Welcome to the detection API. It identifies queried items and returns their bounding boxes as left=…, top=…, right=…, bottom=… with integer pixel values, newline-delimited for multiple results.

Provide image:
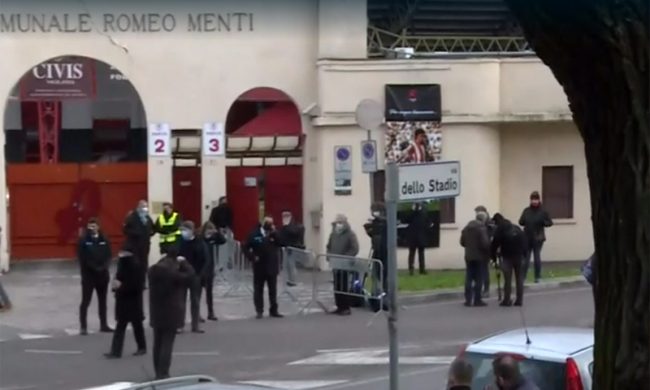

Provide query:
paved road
left=0, top=286, right=594, bottom=390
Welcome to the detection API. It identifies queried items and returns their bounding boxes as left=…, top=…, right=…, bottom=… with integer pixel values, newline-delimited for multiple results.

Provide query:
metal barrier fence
left=214, top=239, right=253, bottom=298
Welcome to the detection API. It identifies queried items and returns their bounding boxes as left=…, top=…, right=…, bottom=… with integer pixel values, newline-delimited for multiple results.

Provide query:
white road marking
left=289, top=349, right=454, bottom=366
left=172, top=351, right=221, bottom=356
left=239, top=380, right=349, bottom=390
left=25, top=349, right=82, bottom=354
left=18, top=333, right=52, bottom=340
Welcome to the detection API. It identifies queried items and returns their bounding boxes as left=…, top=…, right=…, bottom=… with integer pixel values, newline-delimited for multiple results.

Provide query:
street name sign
left=397, top=161, right=461, bottom=202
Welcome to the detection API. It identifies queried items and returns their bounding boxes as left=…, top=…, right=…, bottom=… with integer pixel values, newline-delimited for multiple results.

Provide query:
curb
left=399, top=277, right=588, bottom=306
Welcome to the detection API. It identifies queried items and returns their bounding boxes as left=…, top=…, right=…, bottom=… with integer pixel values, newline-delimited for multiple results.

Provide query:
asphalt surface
left=0, top=286, right=594, bottom=390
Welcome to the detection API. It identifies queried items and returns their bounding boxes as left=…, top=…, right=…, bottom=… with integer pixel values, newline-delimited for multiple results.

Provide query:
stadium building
left=0, top=0, right=593, bottom=271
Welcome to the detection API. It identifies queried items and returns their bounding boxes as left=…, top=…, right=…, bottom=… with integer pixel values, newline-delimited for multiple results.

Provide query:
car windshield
left=464, top=352, right=566, bottom=389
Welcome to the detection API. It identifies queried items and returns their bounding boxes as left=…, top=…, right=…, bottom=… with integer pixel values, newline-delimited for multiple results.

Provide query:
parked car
left=82, top=376, right=278, bottom=390
left=459, top=327, right=593, bottom=390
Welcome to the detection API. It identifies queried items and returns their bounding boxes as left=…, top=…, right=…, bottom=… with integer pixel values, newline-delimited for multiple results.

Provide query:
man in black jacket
left=491, top=213, right=527, bottom=307
left=123, top=200, right=155, bottom=285
left=105, top=248, right=146, bottom=358
left=406, top=202, right=429, bottom=275
left=245, top=216, right=283, bottom=319
left=364, top=202, right=388, bottom=312
left=178, top=221, right=208, bottom=333
left=209, top=196, right=233, bottom=232
left=277, top=210, right=305, bottom=286
left=518, top=191, right=553, bottom=283
left=148, top=249, right=194, bottom=380
left=78, top=218, right=113, bottom=335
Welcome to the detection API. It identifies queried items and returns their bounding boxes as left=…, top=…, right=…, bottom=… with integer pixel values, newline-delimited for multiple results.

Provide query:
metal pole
left=367, top=130, right=375, bottom=204
left=385, top=162, right=399, bottom=390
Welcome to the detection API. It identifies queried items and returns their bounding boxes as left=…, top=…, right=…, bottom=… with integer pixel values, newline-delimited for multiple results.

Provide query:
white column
left=201, top=157, right=227, bottom=224
left=147, top=152, right=173, bottom=267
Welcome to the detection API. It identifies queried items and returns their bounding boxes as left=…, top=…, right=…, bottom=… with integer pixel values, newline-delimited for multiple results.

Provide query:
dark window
left=464, top=352, right=566, bottom=390
left=440, top=198, right=456, bottom=224
left=542, top=166, right=574, bottom=219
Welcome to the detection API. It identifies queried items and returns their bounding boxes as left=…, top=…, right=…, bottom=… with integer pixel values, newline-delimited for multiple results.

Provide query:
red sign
left=20, top=58, right=96, bottom=100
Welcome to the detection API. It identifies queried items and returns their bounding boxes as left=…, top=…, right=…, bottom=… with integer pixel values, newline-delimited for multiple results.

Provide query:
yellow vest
left=158, top=212, right=180, bottom=243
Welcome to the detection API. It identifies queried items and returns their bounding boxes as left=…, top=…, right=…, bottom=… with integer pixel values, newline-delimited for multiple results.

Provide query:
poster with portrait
left=385, top=84, right=443, bottom=248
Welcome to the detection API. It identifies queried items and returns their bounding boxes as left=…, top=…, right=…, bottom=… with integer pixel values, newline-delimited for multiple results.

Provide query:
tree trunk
left=503, top=1, right=650, bottom=389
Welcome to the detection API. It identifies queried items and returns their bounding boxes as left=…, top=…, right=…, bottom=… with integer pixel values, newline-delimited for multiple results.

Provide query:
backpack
left=503, top=224, right=525, bottom=248
left=582, top=254, right=595, bottom=285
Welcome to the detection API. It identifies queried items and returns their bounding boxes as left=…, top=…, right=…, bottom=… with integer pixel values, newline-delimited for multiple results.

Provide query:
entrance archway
left=3, top=55, right=148, bottom=260
left=224, top=87, right=303, bottom=241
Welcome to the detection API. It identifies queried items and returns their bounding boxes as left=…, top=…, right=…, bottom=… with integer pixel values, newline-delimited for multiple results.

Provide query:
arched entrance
left=224, top=87, right=303, bottom=241
left=3, top=55, right=148, bottom=260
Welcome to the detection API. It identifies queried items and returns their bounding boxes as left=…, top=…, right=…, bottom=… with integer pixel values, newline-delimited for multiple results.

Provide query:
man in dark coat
left=148, top=249, right=194, bottom=380
left=518, top=191, right=553, bottom=283
left=245, top=216, right=283, bottom=319
left=364, top=202, right=388, bottom=312
left=209, top=196, right=233, bottom=232
left=104, top=248, right=146, bottom=358
left=77, top=218, right=113, bottom=335
left=201, top=222, right=227, bottom=321
left=277, top=210, right=305, bottom=287
left=406, top=202, right=429, bottom=275
left=491, top=213, right=527, bottom=307
left=123, top=200, right=155, bottom=285
left=460, top=211, right=490, bottom=307
left=178, top=221, right=208, bottom=333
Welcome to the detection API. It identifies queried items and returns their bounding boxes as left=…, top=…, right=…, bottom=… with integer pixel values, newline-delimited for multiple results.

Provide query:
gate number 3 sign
left=148, top=123, right=171, bottom=157
left=203, top=122, right=225, bottom=157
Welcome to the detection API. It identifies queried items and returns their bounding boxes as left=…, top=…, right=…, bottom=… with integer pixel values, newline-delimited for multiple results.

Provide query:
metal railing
left=367, top=26, right=534, bottom=57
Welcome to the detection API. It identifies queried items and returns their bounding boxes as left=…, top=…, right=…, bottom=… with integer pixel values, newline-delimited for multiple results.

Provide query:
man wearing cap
left=178, top=221, right=208, bottom=333
left=475, top=205, right=495, bottom=297
left=518, top=191, right=553, bottom=283
left=155, top=202, right=181, bottom=256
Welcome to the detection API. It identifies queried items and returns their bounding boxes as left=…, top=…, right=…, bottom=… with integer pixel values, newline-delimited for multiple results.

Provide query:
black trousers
left=153, top=328, right=176, bottom=380
left=333, top=270, right=350, bottom=310
left=502, top=256, right=524, bottom=304
left=482, top=260, right=491, bottom=293
left=202, top=277, right=215, bottom=316
left=79, top=271, right=109, bottom=329
left=110, top=319, right=146, bottom=356
left=464, top=260, right=483, bottom=305
left=524, top=240, right=544, bottom=281
left=253, top=271, right=278, bottom=314
left=408, top=245, right=426, bottom=272
left=183, top=276, right=201, bottom=330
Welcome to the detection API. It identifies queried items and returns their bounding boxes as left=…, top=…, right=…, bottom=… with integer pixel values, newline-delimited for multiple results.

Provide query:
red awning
left=237, top=87, right=293, bottom=102
left=231, top=102, right=301, bottom=136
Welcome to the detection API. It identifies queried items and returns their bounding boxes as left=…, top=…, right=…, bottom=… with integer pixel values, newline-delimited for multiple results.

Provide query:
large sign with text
left=385, top=84, right=441, bottom=122
left=0, top=12, right=255, bottom=34
left=20, top=58, right=96, bottom=100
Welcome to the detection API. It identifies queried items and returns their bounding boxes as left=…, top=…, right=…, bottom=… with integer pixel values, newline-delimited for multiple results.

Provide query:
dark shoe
left=199, top=317, right=206, bottom=323
left=176, top=328, right=184, bottom=334
left=191, top=328, right=205, bottom=334
left=207, top=314, right=218, bottom=321
left=474, top=301, right=488, bottom=307
left=337, top=309, right=351, bottom=316
left=104, top=353, right=120, bottom=359
left=286, top=281, right=297, bottom=287
left=463, top=302, right=472, bottom=307
left=513, top=301, right=523, bottom=307
left=256, top=313, right=264, bottom=319
left=100, top=326, right=114, bottom=333
left=419, top=270, right=428, bottom=275
left=270, top=312, right=284, bottom=318
left=500, top=301, right=513, bottom=307
left=534, top=279, right=540, bottom=284
left=80, top=328, right=88, bottom=336
left=329, top=308, right=342, bottom=315
left=133, top=349, right=146, bottom=356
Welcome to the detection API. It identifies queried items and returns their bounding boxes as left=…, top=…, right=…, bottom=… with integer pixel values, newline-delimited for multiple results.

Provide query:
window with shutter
left=542, top=166, right=574, bottom=219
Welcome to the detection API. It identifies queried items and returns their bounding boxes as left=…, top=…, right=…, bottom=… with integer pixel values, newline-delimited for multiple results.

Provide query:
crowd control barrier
left=280, top=246, right=319, bottom=305
left=214, top=240, right=253, bottom=298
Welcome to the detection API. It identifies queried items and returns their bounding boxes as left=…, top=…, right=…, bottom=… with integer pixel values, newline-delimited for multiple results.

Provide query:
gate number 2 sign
left=203, top=122, right=225, bottom=157
left=148, top=123, right=171, bottom=157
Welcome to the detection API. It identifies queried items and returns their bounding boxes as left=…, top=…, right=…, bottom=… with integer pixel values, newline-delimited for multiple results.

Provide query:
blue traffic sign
left=337, top=147, right=350, bottom=161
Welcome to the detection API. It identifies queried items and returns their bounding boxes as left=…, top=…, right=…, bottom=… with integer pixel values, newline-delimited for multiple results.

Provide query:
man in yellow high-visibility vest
left=155, top=202, right=181, bottom=255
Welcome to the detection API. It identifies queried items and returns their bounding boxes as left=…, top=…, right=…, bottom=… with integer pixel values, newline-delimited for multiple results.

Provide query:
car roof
left=467, top=327, right=593, bottom=359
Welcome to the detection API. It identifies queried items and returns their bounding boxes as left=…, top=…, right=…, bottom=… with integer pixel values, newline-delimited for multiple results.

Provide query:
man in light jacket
left=326, top=214, right=359, bottom=315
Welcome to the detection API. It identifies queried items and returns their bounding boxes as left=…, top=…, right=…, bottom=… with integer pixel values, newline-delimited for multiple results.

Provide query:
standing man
left=474, top=205, right=495, bottom=297
left=148, top=249, right=194, bottom=380
left=155, top=202, right=181, bottom=255
left=491, top=213, right=527, bottom=307
left=245, top=216, right=283, bottom=319
left=460, top=211, right=490, bottom=307
left=364, top=202, right=388, bottom=312
left=406, top=202, right=429, bottom=275
left=78, top=218, right=113, bottom=335
left=277, top=210, right=305, bottom=287
left=209, top=196, right=233, bottom=234
left=123, top=200, right=155, bottom=285
left=104, top=248, right=146, bottom=359
left=178, top=221, right=208, bottom=333
left=519, top=191, right=553, bottom=283
left=201, top=222, right=226, bottom=321
left=326, top=214, right=359, bottom=315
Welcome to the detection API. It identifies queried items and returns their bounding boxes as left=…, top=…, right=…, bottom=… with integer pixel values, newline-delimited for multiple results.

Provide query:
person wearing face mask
left=277, top=210, right=305, bottom=287
left=518, top=191, right=553, bottom=283
left=123, top=200, right=155, bottom=286
left=364, top=203, right=388, bottom=312
left=245, top=216, right=284, bottom=319
left=200, top=221, right=226, bottom=321
left=177, top=221, right=208, bottom=333
left=406, top=202, right=430, bottom=275
left=77, top=218, right=113, bottom=335
left=326, top=214, right=359, bottom=315
left=154, top=202, right=181, bottom=255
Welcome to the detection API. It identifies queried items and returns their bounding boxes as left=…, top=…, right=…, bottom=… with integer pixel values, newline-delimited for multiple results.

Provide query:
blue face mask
left=181, top=230, right=193, bottom=240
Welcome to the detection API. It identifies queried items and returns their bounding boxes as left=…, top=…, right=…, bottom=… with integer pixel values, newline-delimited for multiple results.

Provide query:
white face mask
left=139, top=207, right=149, bottom=215
left=282, top=218, right=291, bottom=226
left=335, top=223, right=344, bottom=232
left=181, top=229, right=193, bottom=240
left=372, top=211, right=381, bottom=217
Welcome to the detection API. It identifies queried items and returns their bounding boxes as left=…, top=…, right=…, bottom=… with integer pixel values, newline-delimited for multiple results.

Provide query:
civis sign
left=202, top=122, right=225, bottom=157
left=20, top=58, right=96, bottom=100
left=148, top=123, right=171, bottom=157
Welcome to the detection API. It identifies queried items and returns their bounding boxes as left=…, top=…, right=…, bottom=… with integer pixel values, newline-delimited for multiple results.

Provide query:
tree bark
left=503, top=1, right=650, bottom=389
